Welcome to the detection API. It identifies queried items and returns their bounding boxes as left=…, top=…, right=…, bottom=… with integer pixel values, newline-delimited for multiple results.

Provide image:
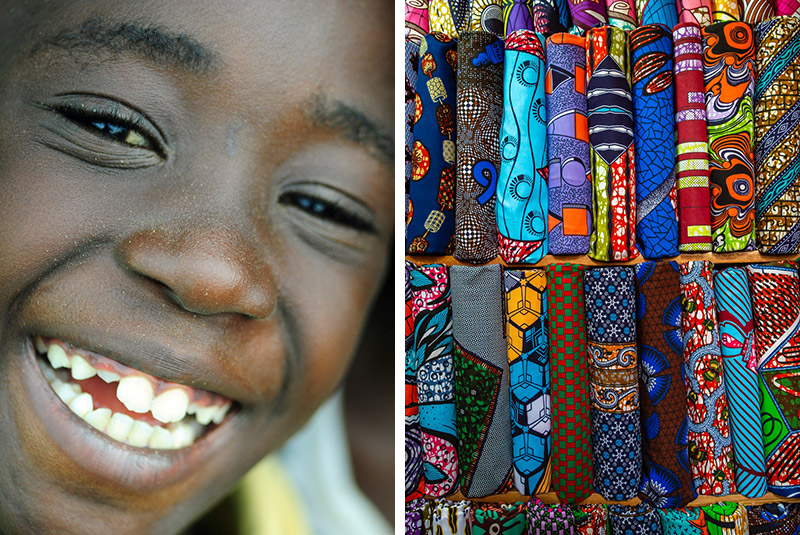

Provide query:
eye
left=86, top=118, right=151, bottom=149
left=51, top=100, right=159, bottom=152
left=279, top=190, right=376, bottom=233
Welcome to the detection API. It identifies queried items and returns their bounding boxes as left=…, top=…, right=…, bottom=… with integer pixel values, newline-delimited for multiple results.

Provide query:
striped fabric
left=741, top=0, right=776, bottom=22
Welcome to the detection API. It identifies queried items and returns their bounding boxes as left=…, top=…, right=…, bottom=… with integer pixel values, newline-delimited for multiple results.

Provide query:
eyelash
left=279, top=191, right=376, bottom=233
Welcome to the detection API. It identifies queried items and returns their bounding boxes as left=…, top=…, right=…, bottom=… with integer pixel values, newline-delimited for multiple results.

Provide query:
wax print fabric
left=566, top=0, right=607, bottom=32
left=526, top=498, right=575, bottom=535
left=573, top=504, right=608, bottom=535
left=406, top=0, right=430, bottom=42
left=406, top=498, right=427, bottom=535
left=430, top=0, right=472, bottom=38
left=451, top=264, right=512, bottom=498
left=406, top=39, right=420, bottom=196
left=545, top=262, right=593, bottom=504
left=533, top=0, right=573, bottom=34
left=747, top=261, right=800, bottom=498
left=454, top=31, right=503, bottom=263
left=679, top=261, right=735, bottom=496
left=471, top=0, right=505, bottom=35
left=471, top=502, right=527, bottom=535
left=608, top=503, right=663, bottom=535
left=406, top=262, right=424, bottom=501
left=713, top=266, right=768, bottom=498
left=497, top=31, right=549, bottom=264
left=545, top=33, right=592, bottom=256
left=747, top=502, right=800, bottom=534
left=635, top=261, right=695, bottom=508
left=741, top=0, right=776, bottom=23
left=583, top=266, right=641, bottom=501
left=637, top=0, right=679, bottom=27
left=631, top=24, right=680, bottom=259
left=754, top=17, right=800, bottom=255
left=423, top=499, right=472, bottom=535
left=505, top=269, right=551, bottom=495
left=407, top=33, right=457, bottom=255
left=776, top=0, right=800, bottom=15
left=712, top=0, right=741, bottom=20
left=411, top=264, right=459, bottom=497
left=504, top=0, right=536, bottom=34
left=605, top=0, right=636, bottom=30
left=659, top=507, right=704, bottom=535
left=701, top=502, right=748, bottom=535
left=673, top=23, right=713, bottom=253
left=702, top=22, right=757, bottom=253
left=586, top=26, right=639, bottom=263
left=679, top=0, right=713, bottom=26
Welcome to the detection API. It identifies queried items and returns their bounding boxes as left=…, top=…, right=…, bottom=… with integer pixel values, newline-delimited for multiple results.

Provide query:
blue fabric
left=608, top=503, right=663, bottom=534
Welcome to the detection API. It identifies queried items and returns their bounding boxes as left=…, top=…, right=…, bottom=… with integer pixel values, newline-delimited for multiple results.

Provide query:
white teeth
left=195, top=405, right=217, bottom=425
left=34, top=336, right=48, bottom=354
left=84, top=408, right=112, bottom=432
left=54, top=380, right=78, bottom=405
left=212, top=402, right=231, bottom=424
left=169, top=422, right=196, bottom=449
left=47, top=344, right=70, bottom=369
left=71, top=355, right=97, bottom=381
left=106, top=413, right=134, bottom=443
left=97, top=369, right=121, bottom=383
left=68, top=392, right=93, bottom=418
left=40, top=362, right=58, bottom=382
left=128, top=421, right=155, bottom=448
left=116, top=376, right=154, bottom=414
left=148, top=426, right=174, bottom=449
left=151, top=389, right=189, bottom=424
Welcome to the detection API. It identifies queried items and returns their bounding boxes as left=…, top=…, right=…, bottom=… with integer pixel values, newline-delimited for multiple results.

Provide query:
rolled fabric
left=453, top=31, right=504, bottom=263
left=407, top=33, right=457, bottom=255
left=545, top=33, right=592, bottom=256
left=583, top=266, right=641, bottom=501
left=497, top=31, right=549, bottom=264
left=673, top=22, right=713, bottom=253
left=747, top=261, right=800, bottom=498
left=754, top=17, right=800, bottom=255
left=532, top=0, right=573, bottom=34
left=637, top=0, right=679, bottom=27
left=635, top=261, right=695, bottom=508
left=505, top=269, right=551, bottom=495
left=471, top=0, right=506, bottom=35
left=423, top=499, right=472, bottom=535
left=504, top=0, right=536, bottom=33
left=525, top=498, right=575, bottom=535
left=658, top=507, right=705, bottom=535
left=406, top=262, right=424, bottom=501
left=406, top=498, right=427, bottom=535
left=775, top=0, right=800, bottom=15
left=572, top=504, right=608, bottom=535
left=712, top=0, right=742, bottom=20
left=702, top=22, right=757, bottom=253
left=567, top=0, right=608, bottom=32
left=607, top=504, right=663, bottom=535
left=747, top=502, right=800, bottom=534
left=586, top=26, right=639, bottom=263
left=430, top=0, right=472, bottom=37
left=545, top=262, right=593, bottom=504
left=741, top=0, right=775, bottom=23
left=406, top=0, right=431, bottom=42
left=631, top=24, right=680, bottom=259
left=411, top=264, right=459, bottom=497
left=471, top=502, right=527, bottom=535
left=700, top=502, right=749, bottom=535
left=713, top=266, right=768, bottom=497
left=605, top=0, right=636, bottom=30
left=406, top=39, right=420, bottom=203
left=678, top=0, right=713, bottom=25
left=679, top=260, right=736, bottom=496
left=451, top=264, right=512, bottom=497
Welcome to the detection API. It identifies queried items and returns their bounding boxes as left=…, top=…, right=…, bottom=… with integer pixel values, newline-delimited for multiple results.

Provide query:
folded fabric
left=504, top=0, right=536, bottom=34
left=658, top=507, right=704, bottom=535
left=711, top=0, right=741, bottom=20
left=637, top=0, right=679, bottom=26
left=471, top=0, right=505, bottom=35
left=605, top=0, right=636, bottom=30
left=572, top=504, right=608, bottom=535
left=754, top=16, right=800, bottom=255
left=454, top=31, right=503, bottom=263
left=741, top=0, right=776, bottom=22
left=423, top=499, right=472, bottom=535
left=700, top=502, right=748, bottom=535
left=545, top=32, right=592, bottom=256
left=406, top=498, right=427, bottom=535
left=775, top=0, right=800, bottom=15
left=526, top=498, right=575, bottom=535
left=406, top=262, right=424, bottom=501
left=429, top=0, right=472, bottom=37
left=451, top=264, right=512, bottom=497
left=406, top=0, right=431, bottom=42
left=505, top=269, right=551, bottom=495
left=608, top=503, right=663, bottom=535
left=566, top=0, right=607, bottom=32
left=747, top=502, right=800, bottom=534
left=679, top=0, right=713, bottom=25
left=471, top=502, right=527, bottom=535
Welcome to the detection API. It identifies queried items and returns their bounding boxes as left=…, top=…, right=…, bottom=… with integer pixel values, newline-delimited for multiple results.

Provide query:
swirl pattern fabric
left=423, top=499, right=472, bottom=535
left=747, top=502, right=800, bottom=534
left=608, top=503, right=663, bottom=535
left=638, top=0, right=679, bottom=26
left=545, top=262, right=593, bottom=504
left=584, top=266, right=641, bottom=501
left=526, top=498, right=576, bottom=534
left=701, top=502, right=749, bottom=535
left=454, top=31, right=504, bottom=263
left=471, top=0, right=506, bottom=35
left=406, top=262, right=424, bottom=500
left=586, top=26, right=639, bottom=263
left=702, top=22, right=757, bottom=253
left=658, top=507, right=704, bottom=535
left=635, top=261, right=695, bottom=508
left=566, top=0, right=608, bottom=32
left=713, top=266, right=768, bottom=497
left=471, top=502, right=527, bottom=535
left=573, top=504, right=608, bottom=534
left=430, top=0, right=472, bottom=38
left=747, top=261, right=800, bottom=498
left=451, top=264, right=512, bottom=498
left=545, top=33, right=592, bottom=256
left=754, top=17, right=800, bottom=255
left=505, top=269, right=551, bottom=495
left=407, top=33, right=458, bottom=255
left=631, top=24, right=680, bottom=259
left=497, top=31, right=549, bottom=264
left=741, top=0, right=776, bottom=23
left=406, top=0, right=430, bottom=42
left=673, top=23, right=713, bottom=253
left=411, top=264, right=459, bottom=497
left=679, top=0, right=713, bottom=26
left=605, top=0, right=636, bottom=30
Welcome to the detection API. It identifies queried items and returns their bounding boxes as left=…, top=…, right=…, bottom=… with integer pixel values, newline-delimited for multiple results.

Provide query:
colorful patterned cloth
left=658, top=507, right=705, bottom=535
left=747, top=502, right=800, bottom=534
left=583, top=266, right=641, bottom=501
left=505, top=269, right=551, bottom=495
left=411, top=264, right=459, bottom=497
left=713, top=266, right=768, bottom=497
left=702, top=22, right=757, bottom=253
left=406, top=0, right=430, bottom=42
left=638, top=0, right=679, bottom=26
left=471, top=0, right=506, bottom=35
left=406, top=498, right=427, bottom=535
left=572, top=504, right=608, bottom=535
left=608, top=503, right=663, bottom=535
left=454, top=31, right=503, bottom=263
left=451, top=264, right=512, bottom=498
left=701, top=502, right=748, bottom=535
left=496, top=31, right=549, bottom=264
left=532, top=0, right=573, bottom=34
left=406, top=262, right=424, bottom=501
left=472, top=502, right=527, bottom=535
left=586, top=26, right=638, bottom=263
left=504, top=0, right=536, bottom=34
left=429, top=0, right=472, bottom=38
left=566, top=0, right=608, bottom=32
left=423, top=499, right=473, bottom=535
left=406, top=39, right=420, bottom=208
left=679, top=261, right=735, bottom=496
left=545, top=33, right=592, bottom=256
left=605, top=0, right=636, bottom=30
left=407, top=33, right=458, bottom=255
left=754, top=16, right=800, bottom=255
left=711, top=0, right=741, bottom=20
left=747, top=262, right=800, bottom=498
left=679, top=0, right=713, bottom=26
left=775, top=0, right=800, bottom=15
left=631, top=24, right=680, bottom=260
left=526, top=498, right=575, bottom=534
left=545, top=262, right=593, bottom=504
left=635, top=261, right=695, bottom=508
left=741, top=0, right=776, bottom=23
left=673, top=23, right=713, bottom=253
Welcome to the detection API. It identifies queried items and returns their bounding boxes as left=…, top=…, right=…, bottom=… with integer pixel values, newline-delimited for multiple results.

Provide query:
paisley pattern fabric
left=526, top=498, right=576, bottom=534
left=754, top=17, right=800, bottom=255
left=505, top=269, right=551, bottom=496
left=584, top=266, right=641, bottom=501
left=406, top=262, right=424, bottom=501
left=472, top=502, right=527, bottom=535
left=545, top=262, right=593, bottom=504
left=637, top=0, right=679, bottom=26
left=747, top=262, right=800, bottom=498
left=702, top=22, right=757, bottom=253
left=701, top=502, right=748, bottom=535
left=678, top=261, right=735, bottom=496
left=586, top=26, right=639, bottom=263
left=747, top=502, right=800, bottom=534
left=631, top=24, right=680, bottom=260
left=504, top=0, right=536, bottom=34
left=673, top=23, right=713, bottom=253
left=659, top=507, right=705, bottom=535
left=713, top=266, right=768, bottom=498
left=608, top=503, right=663, bottom=535
left=573, top=504, right=608, bottom=535
left=407, top=33, right=458, bottom=255
left=429, top=0, right=472, bottom=38
left=496, top=31, right=549, bottom=264
left=406, top=0, right=431, bottom=42
left=635, top=261, right=695, bottom=508
left=423, top=499, right=473, bottom=535
left=452, top=264, right=512, bottom=498
left=679, top=0, right=713, bottom=26
left=471, top=0, right=506, bottom=35
left=454, top=32, right=504, bottom=263
left=545, top=33, right=592, bottom=256
left=741, top=0, right=776, bottom=23
left=566, top=0, right=608, bottom=32
left=406, top=498, right=427, bottom=535
left=605, top=0, right=636, bottom=30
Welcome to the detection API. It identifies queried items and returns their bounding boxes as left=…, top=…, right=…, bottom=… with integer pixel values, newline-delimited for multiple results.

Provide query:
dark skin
left=0, top=1, right=393, bottom=534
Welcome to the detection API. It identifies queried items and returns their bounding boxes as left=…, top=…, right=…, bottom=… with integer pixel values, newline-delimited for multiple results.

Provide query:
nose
left=115, top=225, right=276, bottom=319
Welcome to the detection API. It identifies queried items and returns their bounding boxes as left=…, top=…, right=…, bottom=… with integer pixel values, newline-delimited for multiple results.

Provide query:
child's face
left=0, top=1, right=392, bottom=533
